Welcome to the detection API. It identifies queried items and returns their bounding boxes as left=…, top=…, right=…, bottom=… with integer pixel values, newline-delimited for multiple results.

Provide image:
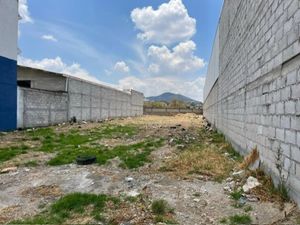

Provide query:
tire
left=76, top=156, right=97, bottom=165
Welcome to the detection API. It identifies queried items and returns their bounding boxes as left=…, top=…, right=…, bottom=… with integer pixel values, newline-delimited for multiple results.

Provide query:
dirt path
left=0, top=114, right=298, bottom=224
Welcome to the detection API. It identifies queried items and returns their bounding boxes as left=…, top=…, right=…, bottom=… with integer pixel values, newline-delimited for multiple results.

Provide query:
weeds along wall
left=17, top=72, right=144, bottom=128
left=204, top=0, right=300, bottom=204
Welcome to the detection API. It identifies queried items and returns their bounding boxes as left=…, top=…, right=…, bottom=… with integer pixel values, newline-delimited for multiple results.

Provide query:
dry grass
left=166, top=146, right=236, bottom=181
left=240, top=147, right=259, bottom=170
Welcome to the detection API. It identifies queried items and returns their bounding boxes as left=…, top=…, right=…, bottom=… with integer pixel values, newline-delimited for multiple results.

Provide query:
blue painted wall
left=0, top=55, right=17, bottom=131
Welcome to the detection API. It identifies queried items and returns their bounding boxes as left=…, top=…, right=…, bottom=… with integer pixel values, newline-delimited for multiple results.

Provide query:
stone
left=125, top=177, right=134, bottom=182
left=232, top=170, right=245, bottom=178
left=0, top=167, right=17, bottom=174
left=193, top=198, right=201, bottom=203
left=242, top=176, right=261, bottom=193
left=176, top=144, right=185, bottom=150
left=127, top=190, right=140, bottom=197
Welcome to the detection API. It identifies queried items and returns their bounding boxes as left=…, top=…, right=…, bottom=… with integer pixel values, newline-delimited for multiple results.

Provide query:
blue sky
left=18, top=0, right=223, bottom=101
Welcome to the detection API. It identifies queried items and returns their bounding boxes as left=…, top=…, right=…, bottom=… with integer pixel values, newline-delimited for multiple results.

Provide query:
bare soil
left=0, top=114, right=299, bottom=224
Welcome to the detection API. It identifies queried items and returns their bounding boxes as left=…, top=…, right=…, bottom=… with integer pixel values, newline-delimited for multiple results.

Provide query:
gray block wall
left=17, top=87, right=68, bottom=128
left=204, top=0, right=300, bottom=204
left=67, top=78, right=143, bottom=121
left=17, top=74, right=144, bottom=128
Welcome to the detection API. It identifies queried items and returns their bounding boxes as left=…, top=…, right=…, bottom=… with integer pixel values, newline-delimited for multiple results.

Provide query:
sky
left=18, top=0, right=223, bottom=101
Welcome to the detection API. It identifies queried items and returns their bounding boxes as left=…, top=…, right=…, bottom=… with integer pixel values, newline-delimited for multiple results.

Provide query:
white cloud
left=113, top=61, right=130, bottom=73
left=19, top=0, right=33, bottom=23
left=131, top=0, right=196, bottom=45
left=147, top=41, right=205, bottom=76
left=118, top=75, right=205, bottom=101
left=17, top=56, right=118, bottom=89
left=41, top=35, right=58, bottom=42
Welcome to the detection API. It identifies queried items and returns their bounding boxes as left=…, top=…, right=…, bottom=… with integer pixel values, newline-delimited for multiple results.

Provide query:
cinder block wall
left=204, top=0, right=300, bottom=203
left=17, top=76, right=144, bottom=128
left=17, top=88, right=68, bottom=128
left=67, top=78, right=144, bottom=121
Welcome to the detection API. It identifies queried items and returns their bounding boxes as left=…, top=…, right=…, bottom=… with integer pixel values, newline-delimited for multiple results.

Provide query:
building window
left=17, top=80, right=31, bottom=88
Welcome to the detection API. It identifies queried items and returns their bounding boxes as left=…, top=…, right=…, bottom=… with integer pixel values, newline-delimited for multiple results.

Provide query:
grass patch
left=163, top=128, right=241, bottom=181
left=247, top=169, right=289, bottom=202
left=244, top=205, right=253, bottom=212
left=0, top=145, right=28, bottom=163
left=228, top=214, right=252, bottom=225
left=167, top=146, right=236, bottom=182
left=230, top=190, right=243, bottom=201
left=23, top=160, right=38, bottom=167
left=151, top=199, right=174, bottom=215
left=11, top=193, right=119, bottom=224
left=48, top=138, right=164, bottom=169
left=151, top=199, right=175, bottom=224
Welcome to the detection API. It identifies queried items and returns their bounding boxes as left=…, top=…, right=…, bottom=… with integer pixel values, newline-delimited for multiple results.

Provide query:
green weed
left=230, top=190, right=243, bottom=201
left=11, top=193, right=119, bottom=224
left=228, top=214, right=252, bottom=225
left=0, top=145, right=28, bottom=163
left=23, top=160, right=38, bottom=167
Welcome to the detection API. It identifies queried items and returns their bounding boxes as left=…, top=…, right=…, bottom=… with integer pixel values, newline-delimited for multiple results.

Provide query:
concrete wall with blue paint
left=0, top=0, right=18, bottom=131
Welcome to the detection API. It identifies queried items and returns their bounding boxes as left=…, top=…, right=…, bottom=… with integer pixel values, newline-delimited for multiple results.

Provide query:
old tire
left=76, top=156, right=97, bottom=165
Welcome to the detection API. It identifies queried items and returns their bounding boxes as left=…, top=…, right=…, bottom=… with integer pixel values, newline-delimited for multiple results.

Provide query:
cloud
left=118, top=75, right=205, bottom=101
left=131, top=0, right=196, bottom=45
left=41, top=35, right=58, bottom=42
left=18, top=56, right=118, bottom=88
left=113, top=61, right=130, bottom=73
left=147, top=41, right=205, bottom=76
left=19, top=0, right=33, bottom=23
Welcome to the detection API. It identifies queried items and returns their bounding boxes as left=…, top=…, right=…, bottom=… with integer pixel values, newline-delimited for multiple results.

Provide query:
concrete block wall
left=67, top=78, right=143, bottom=121
left=18, top=87, right=68, bottom=128
left=204, top=0, right=300, bottom=204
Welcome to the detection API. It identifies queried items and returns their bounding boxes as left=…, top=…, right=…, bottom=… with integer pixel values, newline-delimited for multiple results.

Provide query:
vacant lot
left=0, top=114, right=298, bottom=224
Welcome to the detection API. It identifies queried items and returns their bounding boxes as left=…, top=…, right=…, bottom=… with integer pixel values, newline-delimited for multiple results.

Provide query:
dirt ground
left=0, top=114, right=299, bottom=225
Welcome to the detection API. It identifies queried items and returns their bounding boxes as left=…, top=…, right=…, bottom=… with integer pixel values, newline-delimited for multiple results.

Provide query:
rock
left=1, top=167, right=18, bottom=174
left=243, top=176, right=261, bottom=193
left=125, top=177, right=134, bottom=182
left=176, top=144, right=185, bottom=150
left=228, top=181, right=236, bottom=189
left=238, top=196, right=247, bottom=205
left=223, top=186, right=231, bottom=192
left=169, top=138, right=175, bottom=145
left=24, top=168, right=30, bottom=172
left=193, top=198, right=201, bottom=202
left=245, top=194, right=259, bottom=202
left=232, top=170, right=245, bottom=178
left=226, top=177, right=233, bottom=182
left=127, top=190, right=140, bottom=197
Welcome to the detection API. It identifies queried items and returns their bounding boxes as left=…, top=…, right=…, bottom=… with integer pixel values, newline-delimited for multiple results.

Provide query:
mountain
left=146, top=92, right=201, bottom=104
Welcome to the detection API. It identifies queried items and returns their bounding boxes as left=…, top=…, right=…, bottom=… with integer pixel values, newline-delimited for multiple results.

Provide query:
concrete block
left=291, top=145, right=300, bottom=163
left=69, top=94, right=82, bottom=107
left=81, top=108, right=90, bottom=121
left=292, top=84, right=300, bottom=99
left=285, top=101, right=296, bottom=114
left=69, top=107, right=82, bottom=121
left=291, top=116, right=300, bottom=130
left=281, top=116, right=291, bottom=128
left=286, top=130, right=297, bottom=144
left=276, top=102, right=285, bottom=114
left=287, top=70, right=297, bottom=85
left=276, top=128, right=285, bottom=141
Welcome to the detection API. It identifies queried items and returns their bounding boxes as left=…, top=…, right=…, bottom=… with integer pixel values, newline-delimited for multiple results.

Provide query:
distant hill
left=146, top=92, right=201, bottom=104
